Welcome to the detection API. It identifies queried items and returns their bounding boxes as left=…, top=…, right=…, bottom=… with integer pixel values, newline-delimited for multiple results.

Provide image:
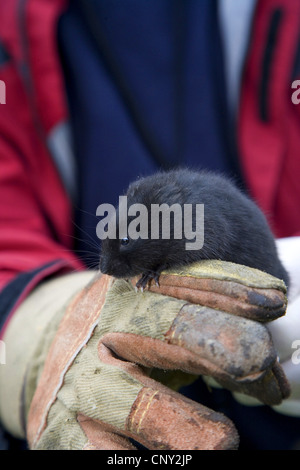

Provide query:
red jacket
left=0, top=0, right=299, bottom=335
left=240, top=0, right=300, bottom=238
left=0, top=0, right=84, bottom=335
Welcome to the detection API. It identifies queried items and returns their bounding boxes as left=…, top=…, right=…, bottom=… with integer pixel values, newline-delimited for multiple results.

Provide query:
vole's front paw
left=136, top=271, right=160, bottom=291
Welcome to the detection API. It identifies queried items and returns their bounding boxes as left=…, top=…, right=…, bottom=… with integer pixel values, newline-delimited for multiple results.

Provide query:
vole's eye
left=121, top=237, right=130, bottom=246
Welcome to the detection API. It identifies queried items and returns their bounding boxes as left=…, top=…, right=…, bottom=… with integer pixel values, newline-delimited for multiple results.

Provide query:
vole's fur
left=100, top=169, right=289, bottom=288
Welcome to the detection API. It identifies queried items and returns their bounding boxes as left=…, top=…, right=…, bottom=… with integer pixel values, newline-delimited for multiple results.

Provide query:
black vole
left=99, top=169, right=289, bottom=289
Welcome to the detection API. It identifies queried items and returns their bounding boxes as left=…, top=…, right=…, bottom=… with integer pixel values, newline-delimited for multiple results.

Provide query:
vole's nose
left=99, top=256, right=110, bottom=274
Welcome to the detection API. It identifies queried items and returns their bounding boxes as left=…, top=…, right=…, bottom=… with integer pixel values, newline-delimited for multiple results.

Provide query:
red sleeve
left=0, top=54, right=84, bottom=336
left=239, top=0, right=300, bottom=238
left=0, top=61, right=83, bottom=287
left=0, top=131, right=84, bottom=289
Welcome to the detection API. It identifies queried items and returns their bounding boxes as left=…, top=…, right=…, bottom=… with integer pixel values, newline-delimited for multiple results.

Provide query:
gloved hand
left=0, top=260, right=289, bottom=450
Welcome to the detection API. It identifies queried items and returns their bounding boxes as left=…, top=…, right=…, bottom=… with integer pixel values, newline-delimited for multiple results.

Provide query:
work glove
left=0, top=260, right=289, bottom=450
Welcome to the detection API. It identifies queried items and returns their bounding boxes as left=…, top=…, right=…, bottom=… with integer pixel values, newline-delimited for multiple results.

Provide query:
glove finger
left=125, top=385, right=238, bottom=450
left=101, top=303, right=290, bottom=405
left=215, top=361, right=291, bottom=406
left=141, top=260, right=287, bottom=322
left=77, top=391, right=238, bottom=451
left=79, top=345, right=239, bottom=450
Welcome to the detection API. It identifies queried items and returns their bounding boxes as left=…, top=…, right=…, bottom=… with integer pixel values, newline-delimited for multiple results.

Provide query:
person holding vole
left=0, top=0, right=299, bottom=450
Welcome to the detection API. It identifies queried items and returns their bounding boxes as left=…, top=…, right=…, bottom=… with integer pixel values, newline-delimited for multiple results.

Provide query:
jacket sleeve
left=238, top=0, right=300, bottom=238
left=0, top=47, right=84, bottom=337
